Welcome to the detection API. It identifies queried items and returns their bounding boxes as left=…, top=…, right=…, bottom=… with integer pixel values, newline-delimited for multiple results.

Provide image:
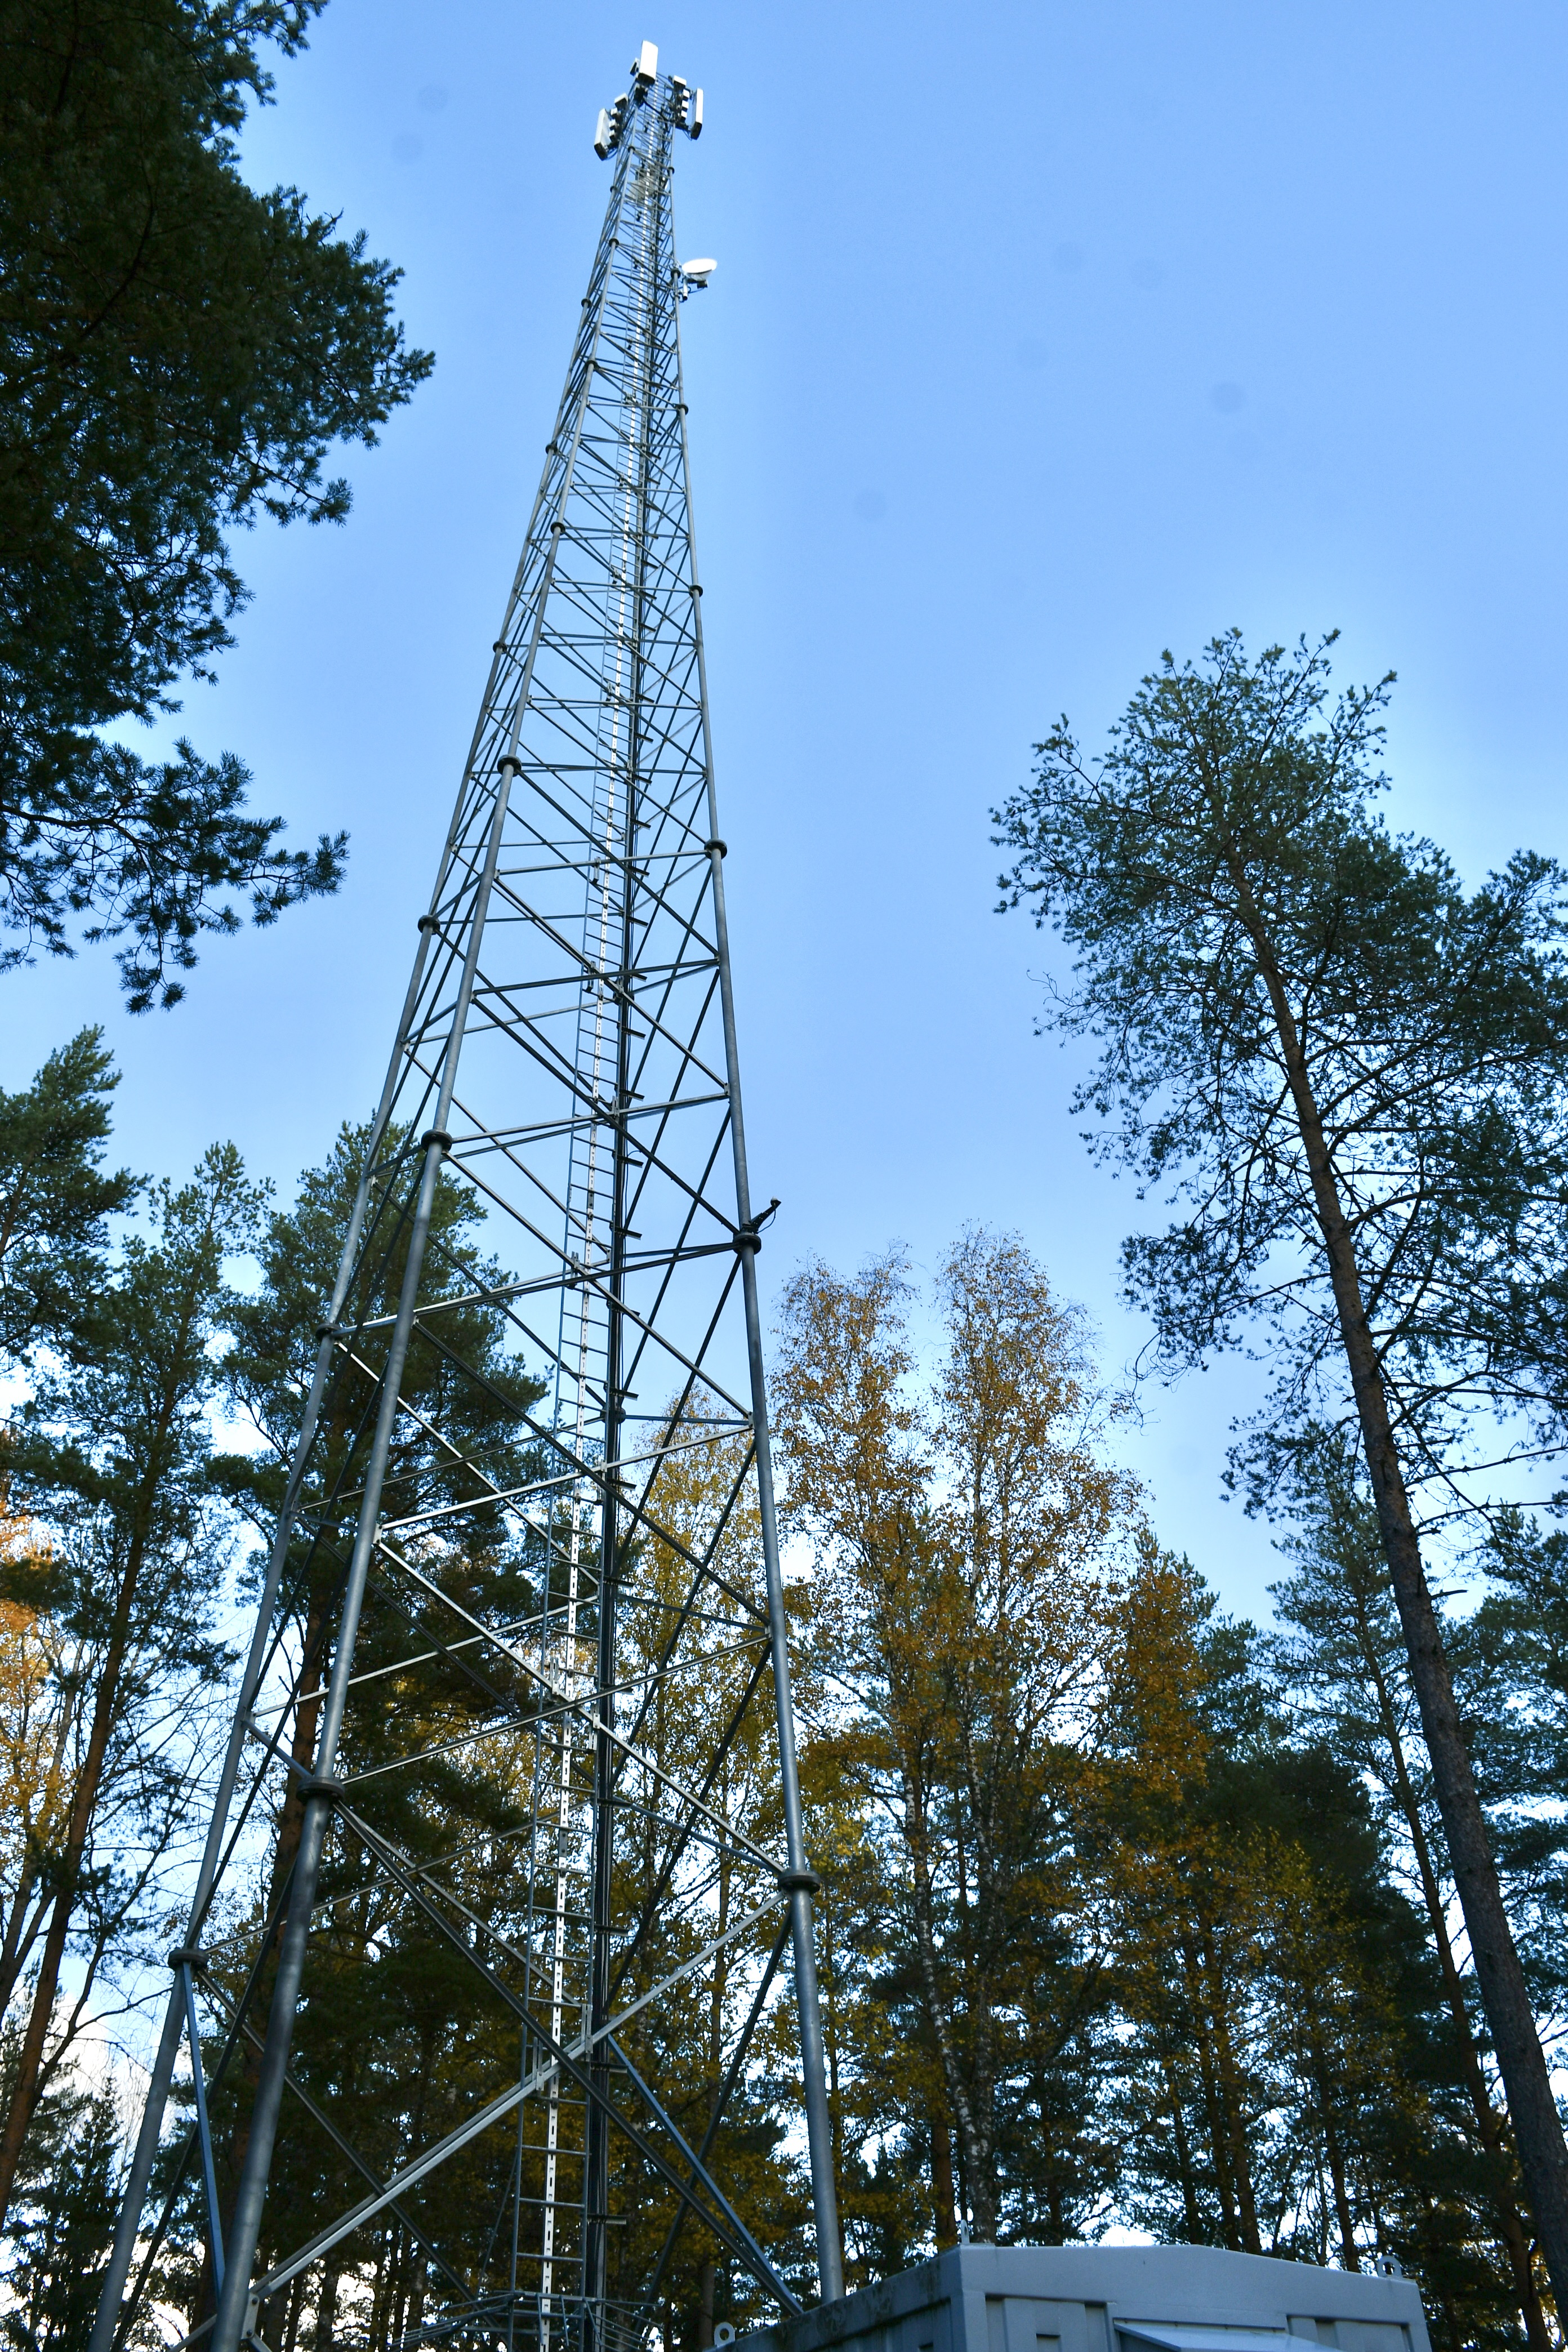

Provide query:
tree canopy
left=0, top=1088, right=1561, bottom=2344
left=0, top=0, right=433, bottom=1005
left=994, top=629, right=1568, bottom=2319
left=992, top=630, right=1568, bottom=1507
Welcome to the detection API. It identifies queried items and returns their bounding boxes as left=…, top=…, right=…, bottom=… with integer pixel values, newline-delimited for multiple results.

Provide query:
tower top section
left=593, top=37, right=703, bottom=158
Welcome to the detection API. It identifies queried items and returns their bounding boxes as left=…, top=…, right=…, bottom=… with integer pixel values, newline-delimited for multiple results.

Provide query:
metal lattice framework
left=92, top=51, right=842, bottom=2352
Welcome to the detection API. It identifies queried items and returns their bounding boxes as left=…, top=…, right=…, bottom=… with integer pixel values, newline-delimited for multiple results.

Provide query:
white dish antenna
left=680, top=258, right=716, bottom=286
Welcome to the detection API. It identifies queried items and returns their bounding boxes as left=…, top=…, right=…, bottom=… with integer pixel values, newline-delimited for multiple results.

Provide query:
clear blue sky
left=12, top=1, right=1568, bottom=1616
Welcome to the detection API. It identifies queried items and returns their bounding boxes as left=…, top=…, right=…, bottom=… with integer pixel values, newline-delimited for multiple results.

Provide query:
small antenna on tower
left=598, top=57, right=703, bottom=154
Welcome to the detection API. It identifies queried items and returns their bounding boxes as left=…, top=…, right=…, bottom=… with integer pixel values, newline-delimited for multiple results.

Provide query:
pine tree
left=0, top=1030, right=133, bottom=1366
left=1, top=0, right=433, bottom=1003
left=994, top=629, right=1568, bottom=2304
left=0, top=2052, right=123, bottom=2351
left=0, top=1144, right=262, bottom=2228
left=1269, top=1453, right=1551, bottom=2342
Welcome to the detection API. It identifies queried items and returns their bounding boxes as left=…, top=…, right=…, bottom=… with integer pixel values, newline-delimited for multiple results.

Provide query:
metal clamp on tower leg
left=733, top=1198, right=780, bottom=1254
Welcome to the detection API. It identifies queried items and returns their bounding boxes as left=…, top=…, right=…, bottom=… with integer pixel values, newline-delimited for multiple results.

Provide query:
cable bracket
left=733, top=1198, right=780, bottom=1253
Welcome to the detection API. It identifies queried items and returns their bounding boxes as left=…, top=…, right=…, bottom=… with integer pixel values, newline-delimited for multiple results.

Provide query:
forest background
left=7, top=4, right=1568, bottom=2352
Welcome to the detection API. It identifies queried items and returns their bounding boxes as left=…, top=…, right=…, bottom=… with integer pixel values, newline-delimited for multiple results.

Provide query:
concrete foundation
left=733, top=2245, right=1430, bottom=2352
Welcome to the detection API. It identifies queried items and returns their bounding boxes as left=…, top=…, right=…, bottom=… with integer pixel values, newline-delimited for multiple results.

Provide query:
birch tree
left=776, top=1234, right=1146, bottom=2244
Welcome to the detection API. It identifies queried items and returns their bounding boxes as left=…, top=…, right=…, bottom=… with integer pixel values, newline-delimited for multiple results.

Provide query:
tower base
left=735, top=2244, right=1431, bottom=2352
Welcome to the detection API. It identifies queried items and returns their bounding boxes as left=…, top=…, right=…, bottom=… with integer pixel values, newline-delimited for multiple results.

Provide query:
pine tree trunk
left=1181, top=1940, right=1241, bottom=2247
left=1159, top=2048, right=1203, bottom=2241
left=0, top=1476, right=164, bottom=2225
left=0, top=1673, right=77, bottom=2023
left=1352, top=1597, right=1552, bottom=2347
left=1236, top=876, right=1568, bottom=2315
left=315, top=2255, right=342, bottom=2351
left=930, top=2109, right=957, bottom=2248
left=1201, top=1937, right=1260, bottom=2255
left=1312, top=2047, right=1360, bottom=2269
left=282, top=2273, right=305, bottom=2352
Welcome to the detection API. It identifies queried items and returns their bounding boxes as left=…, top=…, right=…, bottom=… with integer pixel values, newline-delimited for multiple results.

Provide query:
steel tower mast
left=92, top=45, right=842, bottom=2352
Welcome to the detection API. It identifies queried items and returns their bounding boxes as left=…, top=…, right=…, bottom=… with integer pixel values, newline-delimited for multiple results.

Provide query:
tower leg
left=210, top=1115, right=455, bottom=2352
left=705, top=828, right=844, bottom=2306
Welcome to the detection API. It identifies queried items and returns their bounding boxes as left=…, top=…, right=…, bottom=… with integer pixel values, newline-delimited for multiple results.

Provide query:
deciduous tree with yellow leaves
left=776, top=1231, right=1174, bottom=2246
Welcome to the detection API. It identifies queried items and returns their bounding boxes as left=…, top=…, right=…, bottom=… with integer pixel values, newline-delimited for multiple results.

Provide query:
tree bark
left=1200, top=1935, right=1260, bottom=2255
left=0, top=1669, right=76, bottom=2023
left=906, top=1774, right=996, bottom=2239
left=315, top=2253, right=343, bottom=2351
left=930, top=2109, right=957, bottom=2247
left=1236, top=875, right=1568, bottom=2314
left=1349, top=1588, right=1552, bottom=2347
left=1312, top=2044, right=1359, bottom=2269
left=0, top=1437, right=168, bottom=2225
left=1158, top=2049, right=1203, bottom=2241
left=1180, top=1939, right=1241, bottom=2247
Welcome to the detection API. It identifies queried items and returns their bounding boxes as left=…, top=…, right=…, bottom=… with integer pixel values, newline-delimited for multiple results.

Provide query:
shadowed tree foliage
left=187, top=1123, right=553, bottom=2324
left=0, top=1028, right=134, bottom=1364
left=134, top=1137, right=817, bottom=2343
left=0, top=1143, right=262, bottom=2231
left=770, top=1233, right=1552, bottom=2346
left=1107, top=1587, right=1529, bottom=2346
left=0, top=2049, right=123, bottom=2352
left=8, top=1173, right=1565, bottom=2346
left=0, top=0, right=433, bottom=1005
left=1267, top=1447, right=1552, bottom=2347
left=1454, top=1510, right=1568, bottom=2027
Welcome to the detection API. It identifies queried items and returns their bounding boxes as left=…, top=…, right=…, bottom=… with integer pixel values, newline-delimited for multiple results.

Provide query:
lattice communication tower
left=92, top=45, right=842, bottom=2352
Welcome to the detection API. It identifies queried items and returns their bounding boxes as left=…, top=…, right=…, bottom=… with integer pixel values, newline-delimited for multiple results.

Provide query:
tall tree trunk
left=0, top=1852, right=42, bottom=2026
left=1159, top=2048, right=1203, bottom=2242
left=0, top=1673, right=77, bottom=2022
left=368, top=2221, right=395, bottom=2352
left=906, top=1778, right=996, bottom=2239
left=0, top=1471, right=164, bottom=2225
left=315, top=2253, right=343, bottom=2351
left=1312, top=2047, right=1360, bottom=2269
left=220, top=1566, right=331, bottom=2215
left=282, top=2273, right=305, bottom=2352
left=1181, top=1940, right=1241, bottom=2247
left=1234, top=868, right=1568, bottom=2314
left=930, top=2109, right=957, bottom=2248
left=1200, top=1938, right=1260, bottom=2255
left=1351, top=1591, right=1552, bottom=2347
left=819, top=1891, right=845, bottom=2212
